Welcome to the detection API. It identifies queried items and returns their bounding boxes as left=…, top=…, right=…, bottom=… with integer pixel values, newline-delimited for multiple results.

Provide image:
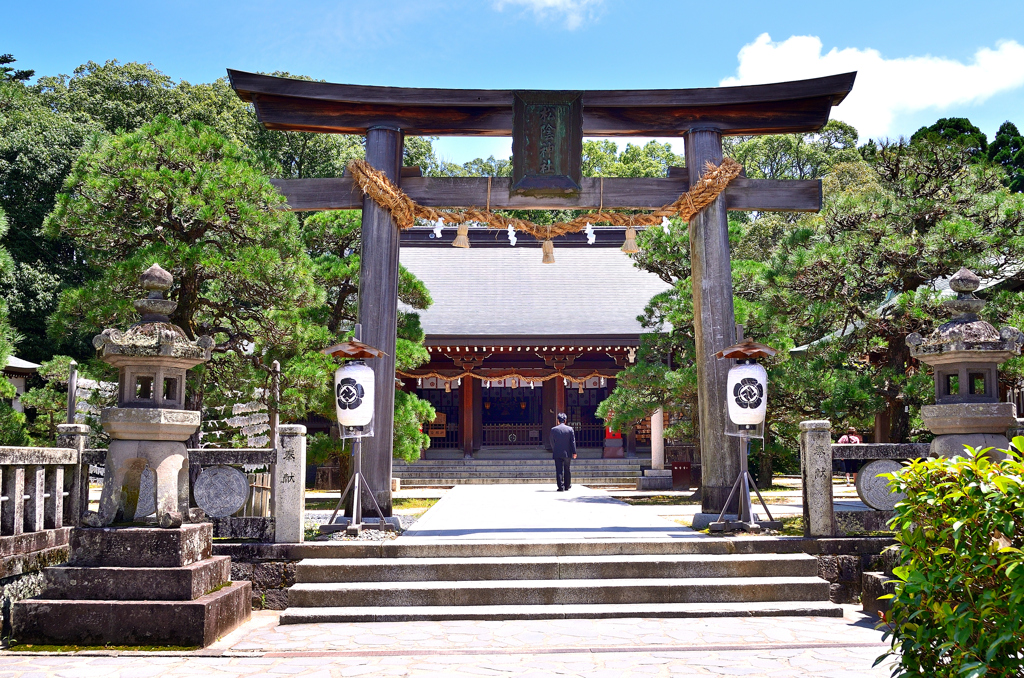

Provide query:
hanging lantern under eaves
left=334, top=361, right=375, bottom=427
left=726, top=360, right=767, bottom=428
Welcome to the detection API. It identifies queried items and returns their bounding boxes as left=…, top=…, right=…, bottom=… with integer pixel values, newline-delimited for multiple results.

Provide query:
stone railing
left=82, top=424, right=306, bottom=543
left=0, top=424, right=88, bottom=536
left=799, top=420, right=927, bottom=537
left=0, top=424, right=89, bottom=584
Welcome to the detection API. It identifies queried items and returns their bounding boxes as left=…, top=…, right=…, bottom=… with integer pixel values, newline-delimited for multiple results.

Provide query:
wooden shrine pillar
left=555, top=377, right=566, bottom=415
left=357, top=126, right=404, bottom=516
left=472, top=379, right=483, bottom=450
left=686, top=128, right=740, bottom=515
left=541, top=379, right=555, bottom=449
left=460, top=378, right=474, bottom=458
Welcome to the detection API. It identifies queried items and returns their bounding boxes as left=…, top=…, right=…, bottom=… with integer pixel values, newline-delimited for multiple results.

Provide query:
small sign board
left=428, top=411, right=447, bottom=437
left=511, top=90, right=583, bottom=197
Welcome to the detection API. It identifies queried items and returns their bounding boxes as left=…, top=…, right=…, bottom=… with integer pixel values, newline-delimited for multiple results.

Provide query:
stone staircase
left=393, top=457, right=648, bottom=487
left=280, top=541, right=840, bottom=623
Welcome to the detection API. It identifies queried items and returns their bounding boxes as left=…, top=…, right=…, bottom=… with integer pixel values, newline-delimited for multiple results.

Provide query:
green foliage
left=725, top=120, right=860, bottom=180
left=45, top=114, right=319, bottom=353
left=0, top=402, right=31, bottom=446
left=393, top=389, right=434, bottom=462
left=0, top=55, right=34, bottom=83
left=18, top=355, right=74, bottom=443
left=0, top=206, right=18, bottom=393
left=582, top=139, right=683, bottom=177
left=882, top=440, right=1024, bottom=677
left=306, top=433, right=351, bottom=491
left=987, top=121, right=1024, bottom=193
left=911, top=117, right=988, bottom=159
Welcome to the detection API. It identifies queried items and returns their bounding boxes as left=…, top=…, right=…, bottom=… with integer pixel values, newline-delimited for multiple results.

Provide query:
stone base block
left=42, top=556, right=230, bottom=601
left=690, top=513, right=738, bottom=531
left=861, top=571, right=895, bottom=617
left=636, top=473, right=672, bottom=491
left=921, top=402, right=1017, bottom=435
left=211, top=517, right=275, bottom=542
left=834, top=510, right=895, bottom=536
left=603, top=446, right=624, bottom=458
left=69, top=524, right=212, bottom=568
left=931, top=433, right=1009, bottom=460
left=12, top=580, right=251, bottom=647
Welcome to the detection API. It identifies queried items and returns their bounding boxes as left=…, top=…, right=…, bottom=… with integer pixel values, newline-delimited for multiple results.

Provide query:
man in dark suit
left=550, top=412, right=577, bottom=492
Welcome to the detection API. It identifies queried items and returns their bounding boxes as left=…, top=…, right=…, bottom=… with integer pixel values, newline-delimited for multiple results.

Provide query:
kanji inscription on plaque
left=511, top=91, right=582, bottom=197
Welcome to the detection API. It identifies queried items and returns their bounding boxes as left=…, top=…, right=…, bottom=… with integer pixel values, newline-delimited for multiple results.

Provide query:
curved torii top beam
left=227, top=70, right=856, bottom=138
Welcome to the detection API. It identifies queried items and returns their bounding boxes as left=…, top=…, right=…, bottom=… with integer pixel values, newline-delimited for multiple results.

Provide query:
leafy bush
left=882, top=439, right=1024, bottom=677
left=0, top=402, right=32, bottom=446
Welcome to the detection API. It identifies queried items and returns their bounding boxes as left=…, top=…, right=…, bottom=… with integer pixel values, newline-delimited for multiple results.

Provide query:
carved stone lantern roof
left=906, top=267, right=1024, bottom=367
left=93, top=263, right=214, bottom=370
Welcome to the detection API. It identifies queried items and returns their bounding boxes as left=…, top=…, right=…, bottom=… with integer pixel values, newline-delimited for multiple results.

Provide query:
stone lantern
left=87, top=263, right=213, bottom=528
left=907, top=267, right=1024, bottom=458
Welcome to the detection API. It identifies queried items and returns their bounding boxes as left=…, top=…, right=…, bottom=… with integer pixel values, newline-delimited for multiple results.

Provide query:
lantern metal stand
left=319, top=325, right=392, bottom=536
left=708, top=335, right=783, bottom=533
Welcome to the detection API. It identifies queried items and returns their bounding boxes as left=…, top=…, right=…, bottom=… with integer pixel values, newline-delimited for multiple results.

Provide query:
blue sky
left=5, top=0, right=1024, bottom=164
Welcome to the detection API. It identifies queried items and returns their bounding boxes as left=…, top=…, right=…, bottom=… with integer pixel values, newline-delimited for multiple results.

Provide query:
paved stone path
left=398, top=484, right=706, bottom=541
left=0, top=607, right=895, bottom=676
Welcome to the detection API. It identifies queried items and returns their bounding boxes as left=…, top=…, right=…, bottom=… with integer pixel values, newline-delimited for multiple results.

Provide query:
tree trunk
left=886, top=335, right=912, bottom=442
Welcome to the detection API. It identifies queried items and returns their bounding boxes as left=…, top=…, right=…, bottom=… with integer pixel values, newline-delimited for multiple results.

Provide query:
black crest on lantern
left=336, top=378, right=365, bottom=410
left=733, top=378, right=763, bottom=409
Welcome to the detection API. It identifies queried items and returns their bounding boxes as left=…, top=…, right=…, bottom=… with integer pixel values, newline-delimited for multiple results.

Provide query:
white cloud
left=721, top=33, right=1024, bottom=140
left=493, top=0, right=602, bottom=30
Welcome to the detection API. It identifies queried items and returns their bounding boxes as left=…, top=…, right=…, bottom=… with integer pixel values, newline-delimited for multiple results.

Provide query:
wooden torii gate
left=229, top=70, right=856, bottom=517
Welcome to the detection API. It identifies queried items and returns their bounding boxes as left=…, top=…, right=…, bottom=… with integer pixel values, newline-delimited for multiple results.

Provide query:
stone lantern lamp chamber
left=907, top=267, right=1024, bottom=459
left=86, top=263, right=213, bottom=528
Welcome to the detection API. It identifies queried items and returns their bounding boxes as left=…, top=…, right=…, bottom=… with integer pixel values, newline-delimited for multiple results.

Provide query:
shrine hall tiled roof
left=398, top=246, right=671, bottom=341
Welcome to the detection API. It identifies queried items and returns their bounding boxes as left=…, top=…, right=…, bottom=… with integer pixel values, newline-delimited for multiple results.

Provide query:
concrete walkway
left=398, top=484, right=705, bottom=541
left=0, top=607, right=895, bottom=676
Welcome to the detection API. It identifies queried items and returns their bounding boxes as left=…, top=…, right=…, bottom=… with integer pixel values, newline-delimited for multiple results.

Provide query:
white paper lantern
left=726, top=362, right=767, bottom=427
left=334, top=361, right=375, bottom=427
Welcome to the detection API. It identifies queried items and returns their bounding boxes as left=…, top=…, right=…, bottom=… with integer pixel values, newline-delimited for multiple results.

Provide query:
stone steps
left=295, top=554, right=819, bottom=582
left=283, top=548, right=840, bottom=622
left=282, top=600, right=841, bottom=623
left=289, top=576, right=830, bottom=608
left=395, top=462, right=643, bottom=467
left=397, top=478, right=641, bottom=486
left=395, top=472, right=643, bottom=479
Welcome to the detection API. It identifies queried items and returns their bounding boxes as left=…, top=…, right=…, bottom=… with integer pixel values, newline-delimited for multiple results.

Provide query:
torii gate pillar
left=686, top=129, right=740, bottom=516
left=357, top=126, right=404, bottom=516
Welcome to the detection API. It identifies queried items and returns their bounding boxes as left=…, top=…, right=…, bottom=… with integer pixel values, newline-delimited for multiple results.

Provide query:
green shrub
left=881, top=439, right=1024, bottom=677
left=0, top=402, right=32, bottom=446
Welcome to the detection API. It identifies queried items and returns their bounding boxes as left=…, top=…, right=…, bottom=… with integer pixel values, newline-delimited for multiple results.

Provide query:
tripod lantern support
left=708, top=332, right=783, bottom=533
left=320, top=325, right=392, bottom=536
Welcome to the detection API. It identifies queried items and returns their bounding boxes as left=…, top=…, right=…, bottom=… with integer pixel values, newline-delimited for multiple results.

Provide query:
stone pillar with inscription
left=686, top=128, right=740, bottom=516
left=274, top=424, right=307, bottom=543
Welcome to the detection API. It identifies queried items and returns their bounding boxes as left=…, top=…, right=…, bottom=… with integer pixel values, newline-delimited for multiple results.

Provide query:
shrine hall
left=397, top=240, right=670, bottom=459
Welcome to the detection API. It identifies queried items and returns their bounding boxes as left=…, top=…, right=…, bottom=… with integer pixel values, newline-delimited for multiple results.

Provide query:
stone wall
left=0, top=571, right=45, bottom=637
left=802, top=537, right=897, bottom=604
left=0, top=528, right=72, bottom=635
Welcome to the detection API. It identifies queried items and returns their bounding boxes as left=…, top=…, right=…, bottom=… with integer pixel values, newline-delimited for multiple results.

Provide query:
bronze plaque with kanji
left=511, top=91, right=582, bottom=197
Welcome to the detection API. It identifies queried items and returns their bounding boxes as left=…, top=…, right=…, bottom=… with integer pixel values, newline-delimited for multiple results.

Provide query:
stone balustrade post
left=651, top=407, right=665, bottom=471
left=274, top=425, right=306, bottom=543
left=799, top=420, right=835, bottom=538
left=57, top=424, right=90, bottom=526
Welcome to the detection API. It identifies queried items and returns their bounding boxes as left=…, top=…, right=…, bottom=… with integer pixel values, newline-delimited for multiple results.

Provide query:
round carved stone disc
left=194, top=466, right=250, bottom=518
left=855, top=459, right=906, bottom=511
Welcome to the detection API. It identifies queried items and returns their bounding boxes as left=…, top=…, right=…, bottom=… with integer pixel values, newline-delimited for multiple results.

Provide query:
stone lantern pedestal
left=907, top=268, right=1024, bottom=459
left=13, top=265, right=251, bottom=646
